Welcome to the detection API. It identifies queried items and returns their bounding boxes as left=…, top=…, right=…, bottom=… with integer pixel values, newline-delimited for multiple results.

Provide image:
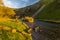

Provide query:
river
left=23, top=20, right=60, bottom=40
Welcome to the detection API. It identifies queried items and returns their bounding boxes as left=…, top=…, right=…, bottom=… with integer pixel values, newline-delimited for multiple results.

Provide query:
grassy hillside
left=36, top=0, right=60, bottom=23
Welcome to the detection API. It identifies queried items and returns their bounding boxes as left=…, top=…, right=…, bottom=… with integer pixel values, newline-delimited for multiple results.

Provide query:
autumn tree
left=0, top=6, right=15, bottom=18
left=0, top=0, right=15, bottom=18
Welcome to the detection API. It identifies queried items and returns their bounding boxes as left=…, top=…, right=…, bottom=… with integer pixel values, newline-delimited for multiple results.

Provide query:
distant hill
left=15, top=0, right=55, bottom=17
left=15, top=0, right=42, bottom=17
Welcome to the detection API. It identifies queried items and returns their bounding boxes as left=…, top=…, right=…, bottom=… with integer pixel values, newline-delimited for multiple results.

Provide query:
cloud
left=3, top=0, right=12, bottom=7
left=3, top=0, right=40, bottom=8
left=6, top=1, right=12, bottom=5
left=22, top=0, right=29, bottom=2
left=3, top=0, right=19, bottom=8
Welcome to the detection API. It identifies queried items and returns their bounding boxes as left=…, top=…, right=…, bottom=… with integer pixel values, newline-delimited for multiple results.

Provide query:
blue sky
left=3, top=0, right=40, bottom=8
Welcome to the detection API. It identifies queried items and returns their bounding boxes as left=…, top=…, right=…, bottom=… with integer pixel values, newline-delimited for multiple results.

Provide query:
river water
left=23, top=20, right=60, bottom=40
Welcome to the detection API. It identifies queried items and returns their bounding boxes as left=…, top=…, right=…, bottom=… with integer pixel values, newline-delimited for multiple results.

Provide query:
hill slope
left=36, top=0, right=60, bottom=23
left=15, top=0, right=54, bottom=17
left=15, top=1, right=42, bottom=17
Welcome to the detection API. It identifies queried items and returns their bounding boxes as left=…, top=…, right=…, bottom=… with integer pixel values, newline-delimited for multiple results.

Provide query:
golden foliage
left=0, top=17, right=12, bottom=22
left=12, top=29, right=17, bottom=33
left=23, top=23, right=28, bottom=28
left=21, top=31, right=28, bottom=35
left=21, top=31, right=32, bottom=36
left=0, top=6, right=15, bottom=17
left=27, top=34, right=32, bottom=36
left=2, top=27, right=11, bottom=31
left=0, top=26, right=11, bottom=31
left=0, top=6, right=15, bottom=22
left=0, top=26, right=2, bottom=29
left=28, top=28, right=32, bottom=33
left=24, top=16, right=34, bottom=23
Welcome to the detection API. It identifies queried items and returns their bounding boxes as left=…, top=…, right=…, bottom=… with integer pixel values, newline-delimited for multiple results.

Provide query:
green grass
left=0, top=19, right=32, bottom=40
left=36, top=0, right=60, bottom=23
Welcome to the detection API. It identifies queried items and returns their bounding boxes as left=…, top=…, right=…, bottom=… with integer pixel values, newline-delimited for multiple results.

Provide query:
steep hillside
left=36, top=0, right=60, bottom=22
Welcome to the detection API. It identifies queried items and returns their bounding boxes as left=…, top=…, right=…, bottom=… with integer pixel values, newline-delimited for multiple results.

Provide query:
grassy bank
left=38, top=19, right=60, bottom=24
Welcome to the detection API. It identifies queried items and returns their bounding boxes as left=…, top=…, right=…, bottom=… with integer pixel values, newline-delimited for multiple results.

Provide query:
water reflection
left=3, top=0, right=40, bottom=8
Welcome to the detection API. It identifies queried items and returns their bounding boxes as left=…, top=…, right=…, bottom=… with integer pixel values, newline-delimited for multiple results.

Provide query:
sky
left=3, top=0, right=40, bottom=8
